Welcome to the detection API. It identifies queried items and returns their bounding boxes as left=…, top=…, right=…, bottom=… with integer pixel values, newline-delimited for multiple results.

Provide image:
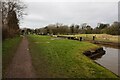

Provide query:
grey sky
left=20, top=2, right=118, bottom=29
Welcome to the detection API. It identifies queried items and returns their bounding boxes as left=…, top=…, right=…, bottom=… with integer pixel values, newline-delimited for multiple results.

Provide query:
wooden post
left=80, top=37, right=82, bottom=41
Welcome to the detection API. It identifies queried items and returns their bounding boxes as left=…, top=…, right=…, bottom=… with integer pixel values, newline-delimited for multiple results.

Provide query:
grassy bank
left=59, top=34, right=119, bottom=43
left=28, top=35, right=118, bottom=78
left=2, top=36, right=22, bottom=75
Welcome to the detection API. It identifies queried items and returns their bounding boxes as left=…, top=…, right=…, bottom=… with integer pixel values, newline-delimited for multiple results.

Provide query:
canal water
left=94, top=46, right=119, bottom=76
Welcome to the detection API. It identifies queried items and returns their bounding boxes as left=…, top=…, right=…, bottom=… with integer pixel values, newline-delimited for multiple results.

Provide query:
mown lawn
left=60, top=34, right=119, bottom=43
left=2, top=36, right=22, bottom=76
left=28, top=35, right=118, bottom=78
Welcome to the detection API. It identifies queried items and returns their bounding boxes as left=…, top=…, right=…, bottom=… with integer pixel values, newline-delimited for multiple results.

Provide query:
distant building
left=97, top=23, right=110, bottom=29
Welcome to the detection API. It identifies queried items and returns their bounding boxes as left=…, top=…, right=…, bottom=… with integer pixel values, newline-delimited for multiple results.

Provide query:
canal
left=94, top=45, right=119, bottom=76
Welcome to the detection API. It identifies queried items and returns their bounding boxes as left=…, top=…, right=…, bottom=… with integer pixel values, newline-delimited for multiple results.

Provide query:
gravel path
left=5, top=36, right=36, bottom=78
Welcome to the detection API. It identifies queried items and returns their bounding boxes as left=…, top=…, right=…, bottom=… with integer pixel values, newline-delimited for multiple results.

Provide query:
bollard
left=80, top=37, right=82, bottom=41
left=71, top=37, right=74, bottom=40
left=93, top=36, right=96, bottom=40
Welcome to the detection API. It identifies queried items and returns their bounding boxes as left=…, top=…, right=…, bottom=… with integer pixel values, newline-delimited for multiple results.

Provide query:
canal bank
left=89, top=42, right=120, bottom=76
left=28, top=35, right=118, bottom=78
left=82, top=45, right=119, bottom=77
left=57, top=35, right=120, bottom=77
left=94, top=45, right=119, bottom=76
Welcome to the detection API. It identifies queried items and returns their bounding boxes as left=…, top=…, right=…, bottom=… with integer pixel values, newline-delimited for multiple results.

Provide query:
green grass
left=28, top=35, right=118, bottom=78
left=2, top=36, right=22, bottom=76
left=60, top=34, right=119, bottom=43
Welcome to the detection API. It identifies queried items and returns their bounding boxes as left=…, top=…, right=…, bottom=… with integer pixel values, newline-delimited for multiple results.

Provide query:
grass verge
left=28, top=35, right=118, bottom=78
left=2, top=36, right=22, bottom=76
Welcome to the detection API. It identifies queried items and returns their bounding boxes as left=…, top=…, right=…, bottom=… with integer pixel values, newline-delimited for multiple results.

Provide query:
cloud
left=24, top=0, right=119, bottom=2
left=20, top=2, right=118, bottom=29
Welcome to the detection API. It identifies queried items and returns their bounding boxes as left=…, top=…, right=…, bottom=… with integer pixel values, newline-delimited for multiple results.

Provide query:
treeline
left=2, top=0, right=26, bottom=40
left=22, top=22, right=120, bottom=35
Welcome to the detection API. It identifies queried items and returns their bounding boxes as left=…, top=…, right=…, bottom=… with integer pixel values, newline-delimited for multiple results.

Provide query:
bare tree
left=70, top=24, right=75, bottom=34
left=1, top=0, right=26, bottom=39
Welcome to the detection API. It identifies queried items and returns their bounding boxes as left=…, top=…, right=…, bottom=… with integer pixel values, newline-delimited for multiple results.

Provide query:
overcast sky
left=20, top=0, right=118, bottom=29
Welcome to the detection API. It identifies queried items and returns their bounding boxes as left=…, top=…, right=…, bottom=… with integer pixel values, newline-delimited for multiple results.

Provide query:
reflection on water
left=95, top=46, right=119, bottom=76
